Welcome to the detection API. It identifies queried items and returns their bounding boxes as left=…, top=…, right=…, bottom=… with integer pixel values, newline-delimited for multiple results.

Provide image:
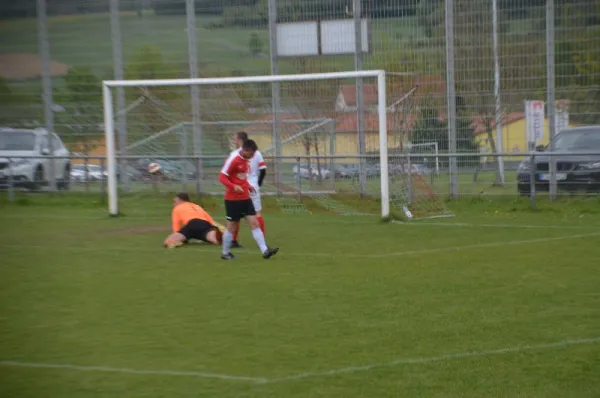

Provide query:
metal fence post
left=186, top=0, right=203, bottom=195
left=100, top=157, right=106, bottom=202
left=492, top=0, right=505, bottom=186
left=546, top=0, right=557, bottom=200
left=268, top=0, right=282, bottom=196
left=529, top=152, right=536, bottom=209
left=37, top=0, right=56, bottom=191
left=445, top=0, right=458, bottom=199
left=110, top=0, right=129, bottom=192
left=354, top=0, right=366, bottom=197
left=7, top=158, right=14, bottom=202
left=329, top=120, right=335, bottom=192
left=407, top=154, right=413, bottom=204
left=296, top=157, right=302, bottom=202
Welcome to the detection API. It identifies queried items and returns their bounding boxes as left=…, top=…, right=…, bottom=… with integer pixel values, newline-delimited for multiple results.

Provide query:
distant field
left=1, top=194, right=600, bottom=397
left=0, top=12, right=438, bottom=78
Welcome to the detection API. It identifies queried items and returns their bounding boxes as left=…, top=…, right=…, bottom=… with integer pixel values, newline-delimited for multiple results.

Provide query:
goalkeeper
left=163, top=193, right=226, bottom=249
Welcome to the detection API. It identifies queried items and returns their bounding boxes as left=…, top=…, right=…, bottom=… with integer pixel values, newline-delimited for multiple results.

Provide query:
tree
left=557, top=2, right=600, bottom=124
left=0, top=78, right=42, bottom=128
left=53, top=67, right=103, bottom=152
left=416, top=0, right=444, bottom=38
left=248, top=33, right=263, bottom=57
left=124, top=45, right=184, bottom=136
left=289, top=58, right=338, bottom=183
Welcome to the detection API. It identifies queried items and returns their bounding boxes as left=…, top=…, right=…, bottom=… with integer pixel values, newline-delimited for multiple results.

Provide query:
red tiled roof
left=415, top=75, right=446, bottom=96
left=334, top=112, right=415, bottom=133
left=339, top=84, right=378, bottom=106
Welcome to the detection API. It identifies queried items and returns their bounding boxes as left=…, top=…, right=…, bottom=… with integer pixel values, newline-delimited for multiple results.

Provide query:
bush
left=248, top=33, right=263, bottom=56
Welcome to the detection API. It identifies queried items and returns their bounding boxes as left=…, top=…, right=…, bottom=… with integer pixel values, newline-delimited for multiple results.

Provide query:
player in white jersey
left=229, top=131, right=267, bottom=248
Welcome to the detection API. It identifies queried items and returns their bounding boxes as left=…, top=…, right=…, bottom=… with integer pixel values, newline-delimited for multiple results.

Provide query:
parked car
left=292, top=163, right=331, bottom=180
left=332, top=164, right=358, bottom=179
left=390, top=163, right=431, bottom=176
left=517, top=126, right=600, bottom=195
left=71, top=164, right=107, bottom=182
left=135, top=158, right=196, bottom=181
left=0, top=127, right=71, bottom=190
left=117, top=164, right=144, bottom=182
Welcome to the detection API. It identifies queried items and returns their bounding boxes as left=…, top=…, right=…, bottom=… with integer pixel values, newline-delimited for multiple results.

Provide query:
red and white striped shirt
left=220, top=151, right=251, bottom=201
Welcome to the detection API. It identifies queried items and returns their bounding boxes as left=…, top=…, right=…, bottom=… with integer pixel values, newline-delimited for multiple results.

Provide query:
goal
left=102, top=70, right=452, bottom=220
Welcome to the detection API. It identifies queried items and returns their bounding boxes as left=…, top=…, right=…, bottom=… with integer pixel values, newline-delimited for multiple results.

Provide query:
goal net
left=103, top=71, right=453, bottom=220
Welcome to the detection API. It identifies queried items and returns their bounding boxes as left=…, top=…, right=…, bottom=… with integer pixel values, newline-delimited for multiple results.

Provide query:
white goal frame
left=102, top=70, right=390, bottom=217
left=407, top=142, right=440, bottom=175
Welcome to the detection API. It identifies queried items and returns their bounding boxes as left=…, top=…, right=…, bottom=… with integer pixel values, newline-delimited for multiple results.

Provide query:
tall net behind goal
left=103, top=71, right=452, bottom=220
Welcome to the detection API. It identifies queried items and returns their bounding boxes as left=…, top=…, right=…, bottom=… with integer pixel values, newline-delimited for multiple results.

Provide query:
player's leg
left=205, top=229, right=221, bottom=245
left=222, top=200, right=241, bottom=259
left=165, top=219, right=210, bottom=248
left=244, top=199, right=278, bottom=259
left=231, top=222, right=242, bottom=248
left=189, top=219, right=221, bottom=246
left=251, top=189, right=265, bottom=235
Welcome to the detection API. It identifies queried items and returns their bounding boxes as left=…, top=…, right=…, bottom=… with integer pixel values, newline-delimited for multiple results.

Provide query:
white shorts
left=250, top=187, right=262, bottom=212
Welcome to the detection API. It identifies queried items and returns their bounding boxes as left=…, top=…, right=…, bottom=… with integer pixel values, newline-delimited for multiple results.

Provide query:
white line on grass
left=0, top=361, right=268, bottom=383
left=1, top=232, right=600, bottom=258
left=265, top=336, right=600, bottom=383
left=393, top=221, right=598, bottom=229
left=366, top=232, right=600, bottom=258
left=1, top=336, right=599, bottom=384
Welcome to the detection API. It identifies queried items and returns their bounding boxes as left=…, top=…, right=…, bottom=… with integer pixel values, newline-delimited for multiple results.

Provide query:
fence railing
left=1, top=152, right=600, bottom=208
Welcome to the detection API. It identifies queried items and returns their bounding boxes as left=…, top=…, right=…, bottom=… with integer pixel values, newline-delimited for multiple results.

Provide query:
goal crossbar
left=102, top=70, right=389, bottom=217
left=103, top=70, right=387, bottom=88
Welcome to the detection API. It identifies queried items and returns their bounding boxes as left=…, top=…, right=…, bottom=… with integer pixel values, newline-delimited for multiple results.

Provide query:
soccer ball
left=148, top=162, right=161, bottom=174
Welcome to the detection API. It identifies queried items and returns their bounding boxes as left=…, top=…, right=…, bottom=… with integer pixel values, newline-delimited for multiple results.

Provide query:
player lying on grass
left=218, top=139, right=278, bottom=260
left=163, top=193, right=225, bottom=249
left=228, top=131, right=267, bottom=249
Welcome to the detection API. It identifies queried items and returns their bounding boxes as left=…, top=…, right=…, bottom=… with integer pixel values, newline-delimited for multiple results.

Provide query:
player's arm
left=219, top=155, right=243, bottom=192
left=257, top=153, right=267, bottom=187
left=171, top=208, right=181, bottom=233
left=219, top=155, right=237, bottom=189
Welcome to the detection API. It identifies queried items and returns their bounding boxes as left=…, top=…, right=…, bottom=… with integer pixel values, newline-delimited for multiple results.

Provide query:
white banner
left=555, top=100, right=569, bottom=135
left=525, top=100, right=545, bottom=145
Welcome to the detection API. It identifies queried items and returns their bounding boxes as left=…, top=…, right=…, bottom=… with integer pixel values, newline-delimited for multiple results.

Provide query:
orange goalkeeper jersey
left=171, top=202, right=215, bottom=233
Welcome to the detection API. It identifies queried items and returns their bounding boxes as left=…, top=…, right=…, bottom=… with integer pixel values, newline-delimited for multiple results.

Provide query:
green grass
left=1, top=194, right=600, bottom=397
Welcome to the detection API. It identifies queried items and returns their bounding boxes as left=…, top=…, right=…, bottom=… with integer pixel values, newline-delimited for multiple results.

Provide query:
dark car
left=517, top=126, right=600, bottom=195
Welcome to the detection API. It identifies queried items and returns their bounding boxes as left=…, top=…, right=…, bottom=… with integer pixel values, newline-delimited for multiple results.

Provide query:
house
left=335, top=84, right=379, bottom=113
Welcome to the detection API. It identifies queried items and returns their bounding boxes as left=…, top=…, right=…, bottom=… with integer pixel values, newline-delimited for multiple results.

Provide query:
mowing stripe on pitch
left=2, top=336, right=599, bottom=384
left=2, top=213, right=599, bottom=231
left=2, top=232, right=599, bottom=258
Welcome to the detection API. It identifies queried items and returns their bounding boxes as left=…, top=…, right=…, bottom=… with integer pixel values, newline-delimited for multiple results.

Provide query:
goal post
left=102, top=70, right=390, bottom=217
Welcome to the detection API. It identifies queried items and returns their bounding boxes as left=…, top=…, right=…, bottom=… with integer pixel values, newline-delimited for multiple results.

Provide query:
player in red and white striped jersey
left=228, top=131, right=267, bottom=248
left=218, top=139, right=278, bottom=260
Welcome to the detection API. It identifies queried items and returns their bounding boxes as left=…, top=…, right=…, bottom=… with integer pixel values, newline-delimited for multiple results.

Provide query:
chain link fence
left=0, top=0, right=599, bottom=200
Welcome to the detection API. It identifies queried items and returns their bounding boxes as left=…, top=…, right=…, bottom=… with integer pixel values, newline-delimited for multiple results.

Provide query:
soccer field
left=1, top=195, right=600, bottom=397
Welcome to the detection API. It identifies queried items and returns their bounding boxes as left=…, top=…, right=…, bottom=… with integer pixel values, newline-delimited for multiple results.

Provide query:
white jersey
left=229, top=148, right=266, bottom=188
left=248, top=150, right=266, bottom=188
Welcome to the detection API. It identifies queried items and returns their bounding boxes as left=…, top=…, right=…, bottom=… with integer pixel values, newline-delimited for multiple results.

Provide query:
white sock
left=222, top=230, right=233, bottom=255
left=252, top=228, right=268, bottom=254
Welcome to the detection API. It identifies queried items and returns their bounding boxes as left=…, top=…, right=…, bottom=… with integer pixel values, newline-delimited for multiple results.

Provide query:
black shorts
left=224, top=199, right=256, bottom=222
left=178, top=219, right=216, bottom=242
